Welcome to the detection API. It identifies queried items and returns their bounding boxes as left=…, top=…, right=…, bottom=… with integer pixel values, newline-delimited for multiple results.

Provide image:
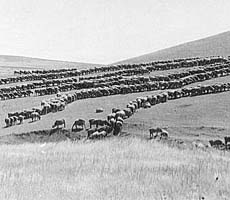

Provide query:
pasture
left=124, top=91, right=230, bottom=142
left=1, top=56, right=230, bottom=199
left=1, top=74, right=230, bottom=140
left=0, top=138, right=230, bottom=200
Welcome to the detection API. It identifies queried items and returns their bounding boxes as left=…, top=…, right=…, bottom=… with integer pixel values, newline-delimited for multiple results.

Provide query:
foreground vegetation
left=0, top=137, right=230, bottom=200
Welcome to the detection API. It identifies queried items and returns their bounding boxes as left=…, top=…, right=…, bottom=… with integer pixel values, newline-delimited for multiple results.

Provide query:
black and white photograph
left=0, top=0, right=230, bottom=199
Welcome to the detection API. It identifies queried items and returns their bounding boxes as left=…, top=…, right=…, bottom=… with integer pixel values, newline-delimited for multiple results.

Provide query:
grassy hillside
left=0, top=55, right=103, bottom=70
left=124, top=85, right=230, bottom=144
left=115, top=31, right=230, bottom=64
left=0, top=137, right=229, bottom=200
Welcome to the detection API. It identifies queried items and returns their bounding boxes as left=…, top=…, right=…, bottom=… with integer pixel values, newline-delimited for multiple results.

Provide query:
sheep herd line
left=6, top=78, right=230, bottom=140
left=2, top=69, right=230, bottom=138
left=2, top=56, right=230, bottom=141
left=0, top=57, right=229, bottom=100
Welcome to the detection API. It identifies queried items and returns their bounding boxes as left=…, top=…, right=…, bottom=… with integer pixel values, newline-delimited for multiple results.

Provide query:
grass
left=0, top=137, right=230, bottom=200
left=124, top=91, right=230, bottom=142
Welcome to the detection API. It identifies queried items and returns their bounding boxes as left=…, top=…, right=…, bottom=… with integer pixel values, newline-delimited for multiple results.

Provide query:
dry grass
left=0, top=138, right=230, bottom=200
left=124, top=91, right=230, bottom=142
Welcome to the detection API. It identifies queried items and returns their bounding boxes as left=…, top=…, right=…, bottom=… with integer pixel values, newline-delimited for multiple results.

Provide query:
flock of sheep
left=2, top=56, right=230, bottom=146
left=0, top=56, right=226, bottom=101
left=209, top=137, right=230, bottom=150
left=50, top=77, right=230, bottom=141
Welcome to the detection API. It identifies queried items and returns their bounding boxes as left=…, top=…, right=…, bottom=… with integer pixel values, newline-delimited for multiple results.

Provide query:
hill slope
left=115, top=31, right=230, bottom=64
left=0, top=55, right=103, bottom=70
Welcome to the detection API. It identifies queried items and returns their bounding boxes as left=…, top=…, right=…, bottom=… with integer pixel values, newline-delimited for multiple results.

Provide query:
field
left=124, top=91, right=230, bottom=142
left=0, top=138, right=230, bottom=200
left=1, top=56, right=230, bottom=199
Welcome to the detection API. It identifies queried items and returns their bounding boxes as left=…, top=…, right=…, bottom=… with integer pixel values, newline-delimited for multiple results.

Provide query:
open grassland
left=124, top=90, right=230, bottom=143
left=0, top=137, right=230, bottom=200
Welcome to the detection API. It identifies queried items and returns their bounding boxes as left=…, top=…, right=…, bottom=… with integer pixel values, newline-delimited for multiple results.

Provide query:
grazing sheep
left=116, top=116, right=124, bottom=123
left=113, top=121, right=123, bottom=136
left=149, top=128, right=168, bottom=139
left=115, top=110, right=126, bottom=119
left=123, top=109, right=132, bottom=118
left=107, top=113, right=116, bottom=121
left=89, top=119, right=109, bottom=129
left=143, top=102, right=151, bottom=109
left=149, top=128, right=163, bottom=139
left=72, top=119, right=86, bottom=131
left=112, top=108, right=120, bottom=113
left=159, top=129, right=169, bottom=139
left=52, top=119, right=66, bottom=129
left=87, top=128, right=97, bottom=139
left=209, top=140, right=224, bottom=148
left=109, top=118, right=116, bottom=128
left=18, top=115, right=24, bottom=124
left=5, top=118, right=11, bottom=127
left=96, top=108, right=104, bottom=113
left=31, top=112, right=41, bottom=122
left=127, top=104, right=135, bottom=113
left=224, top=136, right=230, bottom=146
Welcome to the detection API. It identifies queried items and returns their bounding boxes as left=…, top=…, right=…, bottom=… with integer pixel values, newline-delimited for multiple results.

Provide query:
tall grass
left=0, top=138, right=230, bottom=200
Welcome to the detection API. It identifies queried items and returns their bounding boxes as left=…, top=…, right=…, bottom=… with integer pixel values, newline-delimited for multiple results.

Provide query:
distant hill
left=0, top=55, right=103, bottom=70
left=115, top=31, right=230, bottom=64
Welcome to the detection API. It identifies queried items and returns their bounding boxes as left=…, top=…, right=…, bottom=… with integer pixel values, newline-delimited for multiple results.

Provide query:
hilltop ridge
left=0, top=55, right=103, bottom=70
left=115, top=31, right=230, bottom=64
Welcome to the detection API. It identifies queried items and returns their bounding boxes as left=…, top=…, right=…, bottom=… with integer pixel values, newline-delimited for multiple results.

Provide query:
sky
left=0, top=0, right=230, bottom=64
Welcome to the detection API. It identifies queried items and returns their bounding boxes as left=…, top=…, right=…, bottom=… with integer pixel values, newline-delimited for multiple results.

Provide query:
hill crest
left=0, top=55, right=103, bottom=69
left=114, top=31, right=230, bottom=64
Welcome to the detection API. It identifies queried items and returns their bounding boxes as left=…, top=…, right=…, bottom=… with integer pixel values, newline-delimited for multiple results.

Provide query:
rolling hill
left=0, top=55, right=103, bottom=70
left=115, top=31, right=230, bottom=64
